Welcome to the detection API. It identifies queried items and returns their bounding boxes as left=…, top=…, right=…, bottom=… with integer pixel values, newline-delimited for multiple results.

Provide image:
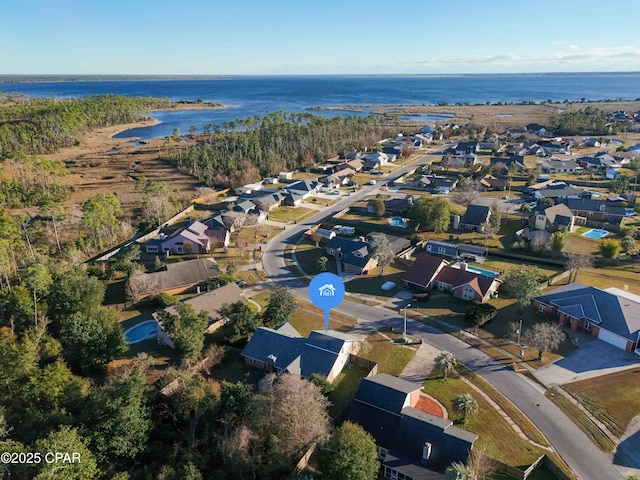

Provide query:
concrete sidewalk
left=399, top=343, right=438, bottom=384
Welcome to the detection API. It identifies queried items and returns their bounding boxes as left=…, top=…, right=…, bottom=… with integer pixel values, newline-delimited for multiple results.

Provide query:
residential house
left=208, top=229, right=230, bottom=249
left=441, top=153, right=479, bottom=169
left=540, top=159, right=581, bottom=174
left=345, top=158, right=365, bottom=172
left=585, top=138, right=601, bottom=148
left=126, top=258, right=221, bottom=300
left=402, top=255, right=449, bottom=290
left=424, top=240, right=488, bottom=261
left=528, top=203, right=575, bottom=233
left=232, top=200, right=260, bottom=214
left=241, top=324, right=362, bottom=383
left=557, top=198, right=627, bottom=225
left=536, top=140, right=571, bottom=156
left=533, top=283, right=640, bottom=352
left=453, top=141, right=479, bottom=155
left=431, top=263, right=501, bottom=303
left=576, top=154, right=620, bottom=171
left=281, top=192, right=304, bottom=207
left=284, top=179, right=319, bottom=199
left=458, top=204, right=491, bottom=232
left=534, top=184, right=587, bottom=202
left=418, top=175, right=457, bottom=194
left=606, top=169, right=621, bottom=180
left=234, top=183, right=263, bottom=195
left=489, top=156, right=525, bottom=172
left=525, top=123, right=547, bottom=136
left=384, top=197, right=412, bottom=214
left=367, top=233, right=412, bottom=256
left=324, top=237, right=377, bottom=274
left=155, top=282, right=245, bottom=348
left=321, top=167, right=355, bottom=187
left=147, top=220, right=211, bottom=255
left=252, top=192, right=283, bottom=213
left=479, top=174, right=509, bottom=191
left=363, top=152, right=394, bottom=170
left=349, top=374, right=478, bottom=478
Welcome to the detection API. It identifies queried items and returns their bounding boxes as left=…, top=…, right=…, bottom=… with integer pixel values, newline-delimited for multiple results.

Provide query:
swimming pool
left=460, top=264, right=500, bottom=278
left=389, top=217, right=408, bottom=228
left=124, top=320, right=159, bottom=344
left=582, top=229, right=609, bottom=239
left=625, top=208, right=636, bottom=216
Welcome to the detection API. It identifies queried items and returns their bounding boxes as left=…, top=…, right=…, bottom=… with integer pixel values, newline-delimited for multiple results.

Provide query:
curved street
left=260, top=158, right=622, bottom=480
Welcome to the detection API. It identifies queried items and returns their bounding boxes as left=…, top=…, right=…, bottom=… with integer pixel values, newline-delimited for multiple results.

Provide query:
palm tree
left=452, top=394, right=479, bottom=424
left=434, top=351, right=457, bottom=380
left=445, top=462, right=477, bottom=480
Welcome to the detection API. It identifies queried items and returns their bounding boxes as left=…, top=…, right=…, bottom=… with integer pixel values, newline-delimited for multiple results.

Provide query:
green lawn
left=307, top=196, right=336, bottom=206
left=327, top=364, right=369, bottom=419
left=268, top=206, right=316, bottom=223
left=423, top=375, right=545, bottom=467
left=290, top=300, right=357, bottom=336
left=545, top=388, right=616, bottom=452
left=346, top=263, right=408, bottom=298
left=209, top=354, right=259, bottom=385
left=563, top=367, right=640, bottom=439
left=361, top=332, right=416, bottom=376
left=295, top=240, right=338, bottom=276
left=574, top=268, right=640, bottom=295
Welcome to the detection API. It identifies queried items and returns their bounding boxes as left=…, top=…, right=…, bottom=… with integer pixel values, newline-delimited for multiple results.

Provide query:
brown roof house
left=431, top=263, right=501, bottom=303
left=402, top=255, right=449, bottom=290
left=126, top=258, right=221, bottom=301
left=403, top=255, right=500, bottom=303
left=155, top=282, right=245, bottom=347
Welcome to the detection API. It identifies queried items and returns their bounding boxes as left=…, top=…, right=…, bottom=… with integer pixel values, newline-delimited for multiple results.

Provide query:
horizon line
left=1, top=71, right=640, bottom=80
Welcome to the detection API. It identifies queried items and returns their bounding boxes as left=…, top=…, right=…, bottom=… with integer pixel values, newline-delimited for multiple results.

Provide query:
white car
left=368, top=180, right=377, bottom=185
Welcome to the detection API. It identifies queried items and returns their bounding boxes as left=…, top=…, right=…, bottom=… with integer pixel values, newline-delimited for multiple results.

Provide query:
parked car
left=331, top=190, right=341, bottom=195
left=368, top=180, right=377, bottom=185
left=236, top=280, right=247, bottom=288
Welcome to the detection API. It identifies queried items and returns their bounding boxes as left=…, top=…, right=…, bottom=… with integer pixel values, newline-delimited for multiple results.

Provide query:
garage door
left=598, top=329, right=629, bottom=350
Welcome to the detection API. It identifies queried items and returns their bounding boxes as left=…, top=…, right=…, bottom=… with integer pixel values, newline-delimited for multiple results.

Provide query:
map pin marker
left=309, top=272, right=345, bottom=333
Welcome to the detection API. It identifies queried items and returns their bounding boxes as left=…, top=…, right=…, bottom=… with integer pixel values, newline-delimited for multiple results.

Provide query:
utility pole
left=404, top=303, right=411, bottom=341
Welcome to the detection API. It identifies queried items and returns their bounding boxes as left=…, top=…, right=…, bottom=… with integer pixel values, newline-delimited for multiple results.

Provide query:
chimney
left=460, top=262, right=467, bottom=271
left=267, top=354, right=277, bottom=372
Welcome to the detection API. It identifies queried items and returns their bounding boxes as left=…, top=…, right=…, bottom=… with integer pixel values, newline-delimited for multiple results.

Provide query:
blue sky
left=1, top=0, right=639, bottom=75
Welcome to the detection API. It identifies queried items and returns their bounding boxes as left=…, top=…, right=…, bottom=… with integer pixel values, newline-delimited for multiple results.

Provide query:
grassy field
left=545, top=387, right=616, bottom=452
left=361, top=332, right=416, bottom=376
left=574, top=267, right=640, bottom=295
left=563, top=367, right=640, bottom=439
left=327, top=364, right=370, bottom=419
left=423, top=374, right=545, bottom=467
left=268, top=206, right=316, bottom=223
left=295, top=240, right=338, bottom=276
left=346, top=263, right=408, bottom=298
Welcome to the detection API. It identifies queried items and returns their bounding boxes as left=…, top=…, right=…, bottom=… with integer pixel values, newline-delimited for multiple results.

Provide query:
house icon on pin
left=318, top=283, right=336, bottom=297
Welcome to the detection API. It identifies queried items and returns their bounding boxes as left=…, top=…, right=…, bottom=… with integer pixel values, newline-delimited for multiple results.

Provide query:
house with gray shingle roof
left=528, top=203, right=575, bottom=233
left=349, top=374, right=477, bottom=477
left=241, top=324, right=362, bottom=383
left=533, top=283, right=640, bottom=352
left=458, top=204, right=491, bottom=232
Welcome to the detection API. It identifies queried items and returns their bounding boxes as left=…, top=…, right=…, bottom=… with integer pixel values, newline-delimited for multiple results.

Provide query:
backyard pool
left=389, top=217, right=408, bottom=228
left=625, top=208, right=636, bottom=216
left=124, top=320, right=159, bottom=344
left=582, top=229, right=609, bottom=239
left=454, top=262, right=500, bottom=277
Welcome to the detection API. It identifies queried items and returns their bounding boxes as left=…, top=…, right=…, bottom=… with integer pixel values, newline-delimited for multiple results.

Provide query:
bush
left=464, top=303, right=498, bottom=326
left=156, top=291, right=177, bottom=307
left=599, top=239, right=621, bottom=258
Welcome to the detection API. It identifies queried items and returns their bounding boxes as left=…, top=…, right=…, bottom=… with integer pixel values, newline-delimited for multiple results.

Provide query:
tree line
left=168, top=112, right=398, bottom=187
left=0, top=93, right=171, bottom=156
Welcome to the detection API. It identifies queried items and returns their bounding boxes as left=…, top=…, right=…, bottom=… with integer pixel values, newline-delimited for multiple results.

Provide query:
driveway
left=533, top=340, right=639, bottom=387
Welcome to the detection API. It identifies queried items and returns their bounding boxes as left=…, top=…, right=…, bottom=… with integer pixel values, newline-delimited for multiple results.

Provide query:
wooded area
left=168, top=111, right=398, bottom=187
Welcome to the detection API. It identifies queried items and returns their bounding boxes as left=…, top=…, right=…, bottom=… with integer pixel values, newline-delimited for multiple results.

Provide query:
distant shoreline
left=1, top=71, right=640, bottom=83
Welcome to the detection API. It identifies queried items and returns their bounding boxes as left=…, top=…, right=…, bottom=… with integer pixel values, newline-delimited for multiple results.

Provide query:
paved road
left=261, top=154, right=622, bottom=480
